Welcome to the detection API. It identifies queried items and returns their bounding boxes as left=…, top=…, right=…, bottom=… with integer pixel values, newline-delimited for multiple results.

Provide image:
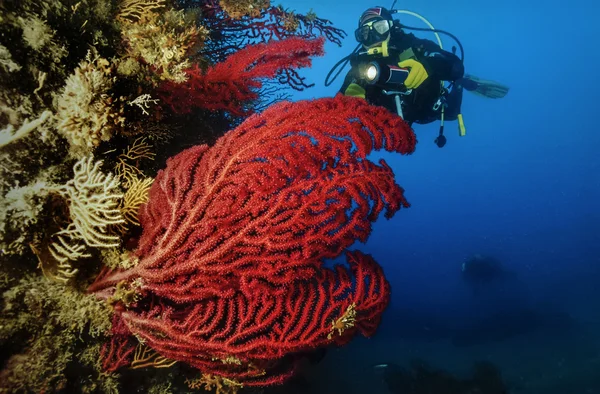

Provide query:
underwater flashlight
left=365, top=63, right=379, bottom=83
left=362, top=61, right=410, bottom=86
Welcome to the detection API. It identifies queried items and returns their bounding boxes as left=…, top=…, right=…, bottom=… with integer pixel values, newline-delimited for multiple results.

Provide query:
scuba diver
left=461, top=253, right=517, bottom=294
left=326, top=4, right=509, bottom=148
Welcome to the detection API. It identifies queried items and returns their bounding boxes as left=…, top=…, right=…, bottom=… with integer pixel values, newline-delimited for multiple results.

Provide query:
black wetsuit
left=339, top=32, right=465, bottom=125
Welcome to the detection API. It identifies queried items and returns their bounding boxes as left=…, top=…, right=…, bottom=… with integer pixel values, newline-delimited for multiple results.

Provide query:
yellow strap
left=344, top=83, right=366, bottom=99
left=367, top=40, right=390, bottom=57
left=458, top=113, right=466, bottom=136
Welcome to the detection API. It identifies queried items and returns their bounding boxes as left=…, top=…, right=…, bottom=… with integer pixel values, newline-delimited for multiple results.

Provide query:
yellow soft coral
left=116, top=0, right=167, bottom=23
left=327, top=302, right=357, bottom=340
left=186, top=374, right=243, bottom=394
left=111, top=137, right=155, bottom=234
left=117, top=176, right=153, bottom=234
left=120, top=9, right=208, bottom=84
left=114, top=136, right=155, bottom=188
left=219, top=0, right=270, bottom=19
left=54, top=49, right=125, bottom=158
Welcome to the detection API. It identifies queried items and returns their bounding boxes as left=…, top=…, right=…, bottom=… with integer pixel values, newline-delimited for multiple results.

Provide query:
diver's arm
left=411, top=37, right=464, bottom=81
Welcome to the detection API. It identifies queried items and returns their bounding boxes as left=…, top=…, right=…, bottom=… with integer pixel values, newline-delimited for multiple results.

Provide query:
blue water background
left=273, top=0, right=600, bottom=392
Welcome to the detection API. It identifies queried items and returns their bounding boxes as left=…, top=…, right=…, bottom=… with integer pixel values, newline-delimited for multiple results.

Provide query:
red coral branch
left=99, top=314, right=137, bottom=372
left=119, top=250, right=388, bottom=385
left=158, top=37, right=325, bottom=116
left=90, top=95, right=415, bottom=386
left=182, top=0, right=346, bottom=63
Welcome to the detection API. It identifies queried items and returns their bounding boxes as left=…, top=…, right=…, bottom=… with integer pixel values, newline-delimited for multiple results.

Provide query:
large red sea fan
left=90, top=95, right=416, bottom=386
left=92, top=95, right=416, bottom=300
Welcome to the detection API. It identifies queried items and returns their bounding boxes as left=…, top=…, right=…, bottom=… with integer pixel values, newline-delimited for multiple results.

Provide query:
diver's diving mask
left=354, top=19, right=391, bottom=47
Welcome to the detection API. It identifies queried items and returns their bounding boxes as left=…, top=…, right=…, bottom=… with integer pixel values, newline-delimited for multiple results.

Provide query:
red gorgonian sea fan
left=158, top=36, right=325, bottom=116
left=90, top=95, right=416, bottom=388
left=187, top=0, right=346, bottom=63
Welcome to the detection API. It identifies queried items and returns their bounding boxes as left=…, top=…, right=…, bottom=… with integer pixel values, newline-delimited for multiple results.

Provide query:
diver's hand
left=398, top=59, right=429, bottom=89
left=344, top=82, right=366, bottom=99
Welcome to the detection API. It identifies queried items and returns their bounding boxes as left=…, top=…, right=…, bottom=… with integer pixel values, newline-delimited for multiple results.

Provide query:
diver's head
left=355, top=7, right=395, bottom=49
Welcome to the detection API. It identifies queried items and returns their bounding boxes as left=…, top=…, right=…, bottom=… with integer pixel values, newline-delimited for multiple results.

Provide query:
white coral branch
left=117, top=0, right=167, bottom=23
left=50, top=156, right=125, bottom=251
left=0, top=110, right=52, bottom=149
left=49, top=232, right=91, bottom=263
left=127, top=94, right=159, bottom=115
left=0, top=44, right=21, bottom=73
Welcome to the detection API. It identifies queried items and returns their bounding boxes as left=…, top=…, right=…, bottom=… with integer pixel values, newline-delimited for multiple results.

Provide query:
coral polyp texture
left=0, top=0, right=414, bottom=393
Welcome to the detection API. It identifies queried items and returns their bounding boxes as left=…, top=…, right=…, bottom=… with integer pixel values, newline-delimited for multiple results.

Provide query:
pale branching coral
left=3, top=180, right=49, bottom=231
left=128, top=93, right=159, bottom=116
left=54, top=49, right=125, bottom=158
left=48, top=156, right=124, bottom=257
left=33, top=69, right=47, bottom=96
left=116, top=0, right=168, bottom=23
left=0, top=99, right=61, bottom=204
left=186, top=374, right=243, bottom=394
left=0, top=110, right=52, bottom=149
left=120, top=9, right=208, bottom=84
left=0, top=44, right=21, bottom=73
left=0, top=275, right=112, bottom=392
left=23, top=156, right=126, bottom=283
left=0, top=166, right=61, bottom=257
left=219, top=0, right=270, bottom=19
left=34, top=239, right=88, bottom=284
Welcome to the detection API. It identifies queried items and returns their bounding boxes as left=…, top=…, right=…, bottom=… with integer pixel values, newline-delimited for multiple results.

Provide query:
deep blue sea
left=272, top=0, right=600, bottom=392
